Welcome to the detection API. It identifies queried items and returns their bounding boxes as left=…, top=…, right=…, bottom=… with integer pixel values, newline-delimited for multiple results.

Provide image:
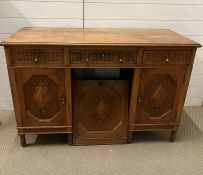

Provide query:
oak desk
left=1, top=28, right=201, bottom=146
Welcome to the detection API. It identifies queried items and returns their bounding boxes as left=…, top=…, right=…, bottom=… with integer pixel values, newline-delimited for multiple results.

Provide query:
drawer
left=70, top=47, right=137, bottom=66
left=11, top=47, right=64, bottom=66
left=142, top=50, right=191, bottom=65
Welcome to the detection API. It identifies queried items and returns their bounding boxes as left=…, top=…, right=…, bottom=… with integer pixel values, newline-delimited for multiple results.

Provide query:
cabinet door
left=136, top=69, right=185, bottom=124
left=15, top=68, right=66, bottom=126
left=73, top=80, right=128, bottom=144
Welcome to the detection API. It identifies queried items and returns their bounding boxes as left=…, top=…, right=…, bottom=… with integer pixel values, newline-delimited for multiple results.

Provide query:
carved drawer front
left=70, top=47, right=137, bottom=66
left=142, top=50, right=190, bottom=65
left=11, top=47, right=64, bottom=66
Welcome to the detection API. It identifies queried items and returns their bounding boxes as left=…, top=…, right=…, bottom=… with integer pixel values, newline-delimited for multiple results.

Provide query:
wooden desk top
left=1, top=27, right=201, bottom=47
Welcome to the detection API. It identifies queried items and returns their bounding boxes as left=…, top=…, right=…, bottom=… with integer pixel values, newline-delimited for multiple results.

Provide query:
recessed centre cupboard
left=0, top=28, right=201, bottom=146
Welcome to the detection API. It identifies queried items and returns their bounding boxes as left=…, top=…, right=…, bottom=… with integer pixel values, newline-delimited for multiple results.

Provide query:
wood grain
left=1, top=28, right=201, bottom=47
left=73, top=80, right=129, bottom=145
left=2, top=28, right=201, bottom=146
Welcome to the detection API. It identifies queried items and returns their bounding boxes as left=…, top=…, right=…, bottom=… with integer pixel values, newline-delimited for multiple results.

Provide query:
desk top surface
left=1, top=27, right=201, bottom=47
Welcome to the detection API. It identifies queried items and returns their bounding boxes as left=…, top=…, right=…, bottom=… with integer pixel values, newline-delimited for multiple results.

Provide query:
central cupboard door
left=136, top=69, right=185, bottom=124
left=15, top=68, right=66, bottom=127
left=73, top=80, right=129, bottom=145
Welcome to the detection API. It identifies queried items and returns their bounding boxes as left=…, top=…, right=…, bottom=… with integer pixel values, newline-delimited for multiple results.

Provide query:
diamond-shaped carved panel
left=31, top=81, right=53, bottom=113
left=144, top=74, right=177, bottom=118
left=77, top=83, right=122, bottom=131
left=24, top=75, right=60, bottom=120
left=93, top=97, right=106, bottom=129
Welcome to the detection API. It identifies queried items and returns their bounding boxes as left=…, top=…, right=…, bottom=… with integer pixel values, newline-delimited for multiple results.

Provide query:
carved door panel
left=136, top=69, right=185, bottom=124
left=73, top=80, right=128, bottom=144
left=15, top=68, right=66, bottom=126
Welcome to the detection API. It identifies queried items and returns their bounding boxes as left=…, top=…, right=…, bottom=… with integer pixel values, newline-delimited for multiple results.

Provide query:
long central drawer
left=69, top=47, right=138, bottom=67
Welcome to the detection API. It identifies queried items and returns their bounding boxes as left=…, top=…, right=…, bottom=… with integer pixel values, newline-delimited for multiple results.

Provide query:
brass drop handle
left=34, top=54, right=39, bottom=63
left=84, top=54, right=89, bottom=62
left=165, top=54, right=169, bottom=62
left=61, top=95, right=65, bottom=105
left=138, top=97, right=143, bottom=103
left=119, top=54, right=123, bottom=63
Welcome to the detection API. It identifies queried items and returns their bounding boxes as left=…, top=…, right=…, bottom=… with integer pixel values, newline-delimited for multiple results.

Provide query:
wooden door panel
left=73, top=80, right=128, bottom=142
left=15, top=68, right=66, bottom=126
left=136, top=69, right=185, bottom=124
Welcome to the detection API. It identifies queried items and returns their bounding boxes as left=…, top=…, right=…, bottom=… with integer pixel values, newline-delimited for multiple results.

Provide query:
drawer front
left=11, top=47, right=64, bottom=66
left=142, top=50, right=191, bottom=65
left=70, top=47, right=137, bottom=66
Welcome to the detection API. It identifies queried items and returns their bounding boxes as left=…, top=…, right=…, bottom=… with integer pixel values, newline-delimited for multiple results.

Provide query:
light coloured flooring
left=0, top=107, right=202, bottom=175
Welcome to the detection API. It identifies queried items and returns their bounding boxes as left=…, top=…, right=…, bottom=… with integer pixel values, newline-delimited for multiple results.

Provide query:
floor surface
left=0, top=107, right=202, bottom=175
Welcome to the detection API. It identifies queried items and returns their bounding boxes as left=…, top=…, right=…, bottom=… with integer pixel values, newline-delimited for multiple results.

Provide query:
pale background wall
left=0, top=0, right=203, bottom=110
